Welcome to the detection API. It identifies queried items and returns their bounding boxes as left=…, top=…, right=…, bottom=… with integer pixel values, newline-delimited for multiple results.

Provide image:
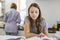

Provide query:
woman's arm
left=38, top=30, right=48, bottom=37
left=4, top=13, right=8, bottom=22
left=38, top=18, right=48, bottom=37
left=24, top=21, right=39, bottom=38
left=43, top=19, right=48, bottom=36
left=16, top=12, right=21, bottom=23
left=44, top=29, right=48, bottom=36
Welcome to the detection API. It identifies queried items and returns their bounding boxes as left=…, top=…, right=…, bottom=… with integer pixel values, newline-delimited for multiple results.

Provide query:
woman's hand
left=37, top=33, right=45, bottom=38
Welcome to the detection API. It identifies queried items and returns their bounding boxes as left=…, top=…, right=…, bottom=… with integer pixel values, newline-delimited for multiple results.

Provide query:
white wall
left=4, top=0, right=60, bottom=27
left=26, top=0, right=60, bottom=27
left=5, top=0, right=17, bottom=12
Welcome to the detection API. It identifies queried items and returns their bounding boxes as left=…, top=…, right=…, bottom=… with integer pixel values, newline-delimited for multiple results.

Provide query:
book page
left=26, top=36, right=53, bottom=40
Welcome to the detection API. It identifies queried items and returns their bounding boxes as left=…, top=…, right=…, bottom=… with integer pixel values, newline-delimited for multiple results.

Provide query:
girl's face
left=29, top=6, right=39, bottom=20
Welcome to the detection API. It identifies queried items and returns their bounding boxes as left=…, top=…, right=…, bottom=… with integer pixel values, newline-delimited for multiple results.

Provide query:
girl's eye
left=31, top=11, right=34, bottom=13
left=35, top=11, right=37, bottom=14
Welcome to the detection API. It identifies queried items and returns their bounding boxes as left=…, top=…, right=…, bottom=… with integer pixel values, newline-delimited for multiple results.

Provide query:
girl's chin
left=32, top=18, right=37, bottom=20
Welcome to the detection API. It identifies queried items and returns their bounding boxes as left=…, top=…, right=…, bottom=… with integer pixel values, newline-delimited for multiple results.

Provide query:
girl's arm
left=24, top=21, right=39, bottom=38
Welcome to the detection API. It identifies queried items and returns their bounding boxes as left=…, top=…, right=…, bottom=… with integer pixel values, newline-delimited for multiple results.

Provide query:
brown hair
left=28, top=3, right=43, bottom=34
left=10, top=3, right=17, bottom=9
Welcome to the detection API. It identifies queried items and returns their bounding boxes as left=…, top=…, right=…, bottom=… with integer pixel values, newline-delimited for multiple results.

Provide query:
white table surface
left=48, top=31, right=60, bottom=40
left=0, top=35, right=25, bottom=40
left=26, top=31, right=60, bottom=40
left=55, top=31, right=60, bottom=39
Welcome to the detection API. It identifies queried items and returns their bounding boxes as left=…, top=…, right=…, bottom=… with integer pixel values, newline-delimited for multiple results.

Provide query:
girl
left=24, top=3, right=48, bottom=38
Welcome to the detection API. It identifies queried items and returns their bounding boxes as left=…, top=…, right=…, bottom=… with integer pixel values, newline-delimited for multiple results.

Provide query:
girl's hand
left=37, top=33, right=45, bottom=38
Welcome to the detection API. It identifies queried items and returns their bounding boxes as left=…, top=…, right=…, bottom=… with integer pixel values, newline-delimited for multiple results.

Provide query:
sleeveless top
left=24, top=17, right=48, bottom=34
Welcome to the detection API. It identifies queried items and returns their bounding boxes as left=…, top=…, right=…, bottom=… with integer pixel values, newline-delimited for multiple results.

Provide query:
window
left=0, top=0, right=5, bottom=21
left=20, top=0, right=27, bottom=26
left=0, top=2, right=2, bottom=16
left=17, top=0, right=27, bottom=26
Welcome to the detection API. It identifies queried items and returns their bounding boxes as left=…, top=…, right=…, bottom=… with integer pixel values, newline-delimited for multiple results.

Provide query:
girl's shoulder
left=41, top=17, right=45, bottom=22
left=24, top=16, right=30, bottom=23
left=41, top=17, right=46, bottom=25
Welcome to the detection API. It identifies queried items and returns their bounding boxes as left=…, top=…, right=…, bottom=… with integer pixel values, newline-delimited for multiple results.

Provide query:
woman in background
left=4, top=3, right=21, bottom=35
left=24, top=3, right=48, bottom=38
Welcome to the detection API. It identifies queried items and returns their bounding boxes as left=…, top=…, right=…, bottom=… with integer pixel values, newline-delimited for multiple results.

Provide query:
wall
left=5, top=0, right=17, bottom=12
left=26, top=0, right=60, bottom=27
left=4, top=0, right=60, bottom=27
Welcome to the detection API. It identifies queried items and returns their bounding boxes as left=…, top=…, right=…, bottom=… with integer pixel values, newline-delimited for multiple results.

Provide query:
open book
left=27, top=36, right=53, bottom=40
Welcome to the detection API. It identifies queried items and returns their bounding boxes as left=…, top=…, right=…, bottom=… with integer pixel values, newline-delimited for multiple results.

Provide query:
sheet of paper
left=26, top=36, right=53, bottom=40
left=0, top=35, right=25, bottom=40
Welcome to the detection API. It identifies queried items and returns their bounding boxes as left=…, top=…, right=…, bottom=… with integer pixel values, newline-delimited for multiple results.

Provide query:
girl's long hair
left=28, top=3, right=43, bottom=34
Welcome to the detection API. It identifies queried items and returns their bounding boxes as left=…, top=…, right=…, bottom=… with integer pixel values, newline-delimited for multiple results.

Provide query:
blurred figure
left=4, top=3, right=21, bottom=35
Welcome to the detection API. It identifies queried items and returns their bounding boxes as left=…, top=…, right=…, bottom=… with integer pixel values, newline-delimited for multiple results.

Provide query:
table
left=55, top=31, right=60, bottom=40
left=26, top=33, right=58, bottom=40
left=48, top=31, right=60, bottom=40
left=0, top=35, right=25, bottom=40
left=26, top=37, right=54, bottom=40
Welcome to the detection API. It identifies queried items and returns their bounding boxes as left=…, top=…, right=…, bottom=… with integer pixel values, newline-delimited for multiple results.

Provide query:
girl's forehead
left=30, top=7, right=39, bottom=11
left=30, top=6, right=38, bottom=9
